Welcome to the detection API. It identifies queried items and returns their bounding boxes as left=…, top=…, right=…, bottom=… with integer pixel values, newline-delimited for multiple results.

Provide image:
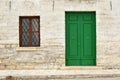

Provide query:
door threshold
left=61, top=66, right=102, bottom=70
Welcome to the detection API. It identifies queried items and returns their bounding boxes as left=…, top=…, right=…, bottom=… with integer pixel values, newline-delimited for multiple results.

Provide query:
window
left=19, top=16, right=40, bottom=47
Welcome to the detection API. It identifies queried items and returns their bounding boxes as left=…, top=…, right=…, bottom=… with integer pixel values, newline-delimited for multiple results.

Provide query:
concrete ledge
left=0, top=70, right=120, bottom=77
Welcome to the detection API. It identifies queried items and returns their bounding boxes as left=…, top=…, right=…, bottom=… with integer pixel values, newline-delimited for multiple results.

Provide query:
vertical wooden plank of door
left=66, top=13, right=80, bottom=66
left=81, top=12, right=96, bottom=66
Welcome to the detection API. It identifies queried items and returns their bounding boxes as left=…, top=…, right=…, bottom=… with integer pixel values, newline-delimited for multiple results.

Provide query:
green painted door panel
left=65, top=12, right=96, bottom=66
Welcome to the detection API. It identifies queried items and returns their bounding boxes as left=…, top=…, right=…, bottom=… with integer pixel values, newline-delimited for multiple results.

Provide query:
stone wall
left=0, top=0, right=120, bottom=70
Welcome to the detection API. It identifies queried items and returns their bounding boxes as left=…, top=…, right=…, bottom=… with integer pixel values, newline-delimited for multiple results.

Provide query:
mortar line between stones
left=53, top=0, right=55, bottom=12
left=110, top=1, right=112, bottom=11
left=9, top=0, right=11, bottom=11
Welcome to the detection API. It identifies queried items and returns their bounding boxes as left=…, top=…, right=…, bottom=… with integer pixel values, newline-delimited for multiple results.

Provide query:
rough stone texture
left=0, top=0, right=120, bottom=70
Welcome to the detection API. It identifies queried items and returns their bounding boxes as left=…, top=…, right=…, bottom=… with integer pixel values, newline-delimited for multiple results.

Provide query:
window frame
left=19, top=16, right=40, bottom=47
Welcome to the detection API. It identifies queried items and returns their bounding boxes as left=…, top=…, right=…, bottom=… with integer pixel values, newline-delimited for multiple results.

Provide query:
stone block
left=0, top=45, right=5, bottom=48
left=0, top=66, right=5, bottom=70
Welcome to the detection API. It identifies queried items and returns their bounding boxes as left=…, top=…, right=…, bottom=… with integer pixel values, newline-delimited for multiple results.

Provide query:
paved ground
left=1, top=78, right=120, bottom=80
left=73, top=77, right=120, bottom=80
left=48, top=78, right=120, bottom=80
left=0, top=76, right=120, bottom=80
left=1, top=76, right=120, bottom=80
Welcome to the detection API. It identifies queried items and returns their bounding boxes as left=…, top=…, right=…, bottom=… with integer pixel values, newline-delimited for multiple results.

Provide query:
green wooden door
left=65, top=12, right=96, bottom=66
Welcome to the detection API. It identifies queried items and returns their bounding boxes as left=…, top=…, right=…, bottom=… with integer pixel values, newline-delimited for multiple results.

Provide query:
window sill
left=16, top=47, right=41, bottom=52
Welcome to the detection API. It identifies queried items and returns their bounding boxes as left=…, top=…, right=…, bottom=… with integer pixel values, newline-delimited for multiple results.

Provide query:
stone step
left=61, top=66, right=102, bottom=70
left=0, top=70, right=120, bottom=79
